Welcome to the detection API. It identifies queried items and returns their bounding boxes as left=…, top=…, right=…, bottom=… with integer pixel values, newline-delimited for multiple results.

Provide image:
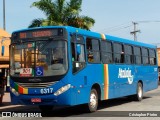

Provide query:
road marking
left=0, top=105, right=24, bottom=110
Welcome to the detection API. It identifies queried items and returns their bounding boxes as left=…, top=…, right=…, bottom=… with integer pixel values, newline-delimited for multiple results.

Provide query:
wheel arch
left=91, top=83, right=101, bottom=101
left=138, top=80, right=143, bottom=87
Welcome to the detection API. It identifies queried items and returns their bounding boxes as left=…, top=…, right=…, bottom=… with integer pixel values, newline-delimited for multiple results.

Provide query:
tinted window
left=124, top=45, right=134, bottom=64
left=149, top=49, right=156, bottom=65
left=113, top=43, right=124, bottom=63
left=87, top=38, right=100, bottom=63
left=101, top=41, right=113, bottom=63
left=133, top=46, right=142, bottom=64
left=142, top=48, right=149, bottom=65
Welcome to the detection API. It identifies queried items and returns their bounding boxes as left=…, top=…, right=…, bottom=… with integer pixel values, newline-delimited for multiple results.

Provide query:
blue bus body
left=10, top=26, right=158, bottom=110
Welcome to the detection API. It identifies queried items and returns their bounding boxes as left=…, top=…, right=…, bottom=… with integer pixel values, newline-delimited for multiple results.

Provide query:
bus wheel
left=135, top=82, right=143, bottom=101
left=39, top=105, right=54, bottom=112
left=86, top=89, right=98, bottom=112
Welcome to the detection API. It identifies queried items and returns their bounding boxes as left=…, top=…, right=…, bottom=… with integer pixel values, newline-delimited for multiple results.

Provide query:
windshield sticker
left=20, top=68, right=32, bottom=77
left=36, top=67, right=43, bottom=76
left=118, top=68, right=134, bottom=84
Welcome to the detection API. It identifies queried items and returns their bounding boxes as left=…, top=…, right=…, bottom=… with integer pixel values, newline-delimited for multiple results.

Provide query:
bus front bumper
left=10, top=89, right=76, bottom=106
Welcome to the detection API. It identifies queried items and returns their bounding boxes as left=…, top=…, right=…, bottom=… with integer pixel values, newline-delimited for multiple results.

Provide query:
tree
left=29, top=0, right=95, bottom=30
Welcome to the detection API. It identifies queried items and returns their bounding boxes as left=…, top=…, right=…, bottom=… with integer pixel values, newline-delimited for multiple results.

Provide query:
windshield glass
left=10, top=40, right=68, bottom=77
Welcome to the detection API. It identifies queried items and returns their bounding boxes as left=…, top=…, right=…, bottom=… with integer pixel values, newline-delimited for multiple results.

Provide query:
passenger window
left=86, top=38, right=100, bottom=63
left=101, top=41, right=113, bottom=63
left=113, top=43, right=124, bottom=63
left=133, top=46, right=142, bottom=64
left=149, top=49, right=156, bottom=65
left=142, top=48, right=149, bottom=65
left=124, top=45, right=134, bottom=64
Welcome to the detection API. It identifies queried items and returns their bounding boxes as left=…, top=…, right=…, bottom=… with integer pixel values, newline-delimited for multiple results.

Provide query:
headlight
left=54, top=84, right=71, bottom=96
left=10, top=87, right=19, bottom=96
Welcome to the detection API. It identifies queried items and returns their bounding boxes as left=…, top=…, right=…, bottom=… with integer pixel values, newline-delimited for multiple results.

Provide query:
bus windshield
left=10, top=40, right=68, bottom=77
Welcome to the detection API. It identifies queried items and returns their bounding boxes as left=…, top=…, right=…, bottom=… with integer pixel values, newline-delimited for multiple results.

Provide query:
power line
left=96, top=20, right=160, bottom=42
left=108, top=25, right=132, bottom=32
left=137, top=20, right=160, bottom=23
left=97, top=22, right=132, bottom=33
left=99, top=24, right=132, bottom=34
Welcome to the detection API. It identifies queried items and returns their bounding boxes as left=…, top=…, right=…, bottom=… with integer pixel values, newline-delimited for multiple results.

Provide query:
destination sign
left=19, top=30, right=52, bottom=39
left=13, top=28, right=64, bottom=40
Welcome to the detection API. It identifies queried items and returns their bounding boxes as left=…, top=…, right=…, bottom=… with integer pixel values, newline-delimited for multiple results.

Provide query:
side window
left=142, top=48, right=149, bottom=65
left=71, top=35, right=86, bottom=73
left=133, top=46, right=142, bottom=64
left=113, top=43, right=124, bottom=63
left=124, top=45, right=134, bottom=64
left=86, top=38, right=100, bottom=63
left=149, top=49, right=156, bottom=65
left=101, top=41, right=113, bottom=63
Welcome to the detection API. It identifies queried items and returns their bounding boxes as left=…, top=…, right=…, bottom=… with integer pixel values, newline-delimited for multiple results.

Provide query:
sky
left=1, top=0, right=160, bottom=44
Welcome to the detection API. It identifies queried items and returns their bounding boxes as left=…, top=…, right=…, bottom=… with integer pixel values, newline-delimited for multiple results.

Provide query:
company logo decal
left=118, top=68, right=134, bottom=84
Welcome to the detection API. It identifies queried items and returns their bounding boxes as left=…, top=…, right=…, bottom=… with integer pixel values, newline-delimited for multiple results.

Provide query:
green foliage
left=29, top=0, right=95, bottom=30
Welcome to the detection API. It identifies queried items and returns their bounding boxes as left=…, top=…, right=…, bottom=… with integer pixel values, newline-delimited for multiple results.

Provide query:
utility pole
left=3, top=0, right=6, bottom=30
left=130, top=22, right=140, bottom=41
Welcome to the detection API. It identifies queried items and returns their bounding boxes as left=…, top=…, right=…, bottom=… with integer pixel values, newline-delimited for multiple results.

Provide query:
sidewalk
left=3, top=92, right=11, bottom=102
left=1, top=92, right=11, bottom=107
left=0, top=92, right=23, bottom=110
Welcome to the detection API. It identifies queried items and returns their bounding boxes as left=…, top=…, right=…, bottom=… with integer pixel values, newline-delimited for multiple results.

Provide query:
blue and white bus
left=10, top=26, right=158, bottom=112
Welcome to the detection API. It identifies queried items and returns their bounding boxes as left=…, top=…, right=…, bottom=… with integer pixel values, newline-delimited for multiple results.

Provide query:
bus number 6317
left=40, top=88, right=53, bottom=94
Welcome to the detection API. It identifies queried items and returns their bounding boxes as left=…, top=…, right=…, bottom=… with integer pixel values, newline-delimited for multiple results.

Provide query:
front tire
left=86, top=89, right=98, bottom=112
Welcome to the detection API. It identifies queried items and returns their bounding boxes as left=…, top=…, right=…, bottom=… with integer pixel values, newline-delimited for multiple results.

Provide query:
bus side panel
left=107, top=64, right=158, bottom=99
left=146, top=66, right=158, bottom=91
left=72, top=64, right=104, bottom=105
left=135, top=65, right=158, bottom=92
left=108, top=64, right=136, bottom=99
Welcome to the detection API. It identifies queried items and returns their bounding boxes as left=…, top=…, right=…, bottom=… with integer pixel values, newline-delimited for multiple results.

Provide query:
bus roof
left=12, top=26, right=156, bottom=49
left=67, top=26, right=156, bottom=49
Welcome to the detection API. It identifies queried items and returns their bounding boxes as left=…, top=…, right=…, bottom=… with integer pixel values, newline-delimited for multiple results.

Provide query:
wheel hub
left=90, top=93, right=97, bottom=108
left=138, top=86, right=142, bottom=98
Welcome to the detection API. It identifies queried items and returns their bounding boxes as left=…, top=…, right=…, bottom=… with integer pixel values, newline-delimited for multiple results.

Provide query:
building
left=158, top=48, right=160, bottom=66
left=0, top=28, right=10, bottom=68
left=0, top=28, right=11, bottom=92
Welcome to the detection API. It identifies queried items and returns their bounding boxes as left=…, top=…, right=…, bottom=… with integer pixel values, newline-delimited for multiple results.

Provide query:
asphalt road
left=0, top=85, right=160, bottom=119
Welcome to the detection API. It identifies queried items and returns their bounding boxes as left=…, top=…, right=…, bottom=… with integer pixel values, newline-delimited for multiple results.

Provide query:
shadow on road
left=98, top=96, right=150, bottom=110
left=0, top=96, right=151, bottom=117
left=0, top=102, right=11, bottom=107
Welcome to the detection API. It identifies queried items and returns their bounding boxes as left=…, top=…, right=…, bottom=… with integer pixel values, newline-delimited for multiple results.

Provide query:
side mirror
left=76, top=44, right=81, bottom=55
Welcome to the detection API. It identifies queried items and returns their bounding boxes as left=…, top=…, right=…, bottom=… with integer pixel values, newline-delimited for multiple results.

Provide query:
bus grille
left=16, top=81, right=57, bottom=88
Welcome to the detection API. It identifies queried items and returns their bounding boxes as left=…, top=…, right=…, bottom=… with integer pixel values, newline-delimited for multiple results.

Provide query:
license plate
left=31, top=98, right=41, bottom=103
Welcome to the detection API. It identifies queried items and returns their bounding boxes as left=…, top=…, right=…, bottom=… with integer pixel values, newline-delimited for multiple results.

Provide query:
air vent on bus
left=16, top=81, right=57, bottom=88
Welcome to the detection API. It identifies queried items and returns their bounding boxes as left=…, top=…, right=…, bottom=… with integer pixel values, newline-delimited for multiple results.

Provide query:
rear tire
left=86, top=89, right=98, bottom=112
left=135, top=82, right=143, bottom=101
